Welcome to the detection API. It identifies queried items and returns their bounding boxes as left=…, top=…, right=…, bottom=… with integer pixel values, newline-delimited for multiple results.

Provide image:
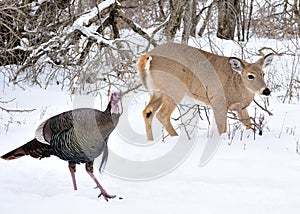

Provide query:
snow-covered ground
left=1, top=38, right=300, bottom=213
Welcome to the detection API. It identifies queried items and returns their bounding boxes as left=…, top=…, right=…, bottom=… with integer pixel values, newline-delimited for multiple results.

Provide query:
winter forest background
left=1, top=0, right=300, bottom=213
left=0, top=0, right=299, bottom=97
left=1, top=0, right=299, bottom=141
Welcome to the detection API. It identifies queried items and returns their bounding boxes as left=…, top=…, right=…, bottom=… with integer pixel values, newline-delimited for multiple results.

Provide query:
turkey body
left=1, top=92, right=122, bottom=200
left=39, top=108, right=119, bottom=167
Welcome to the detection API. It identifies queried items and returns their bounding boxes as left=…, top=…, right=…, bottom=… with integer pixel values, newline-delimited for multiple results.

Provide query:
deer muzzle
left=262, top=88, right=271, bottom=96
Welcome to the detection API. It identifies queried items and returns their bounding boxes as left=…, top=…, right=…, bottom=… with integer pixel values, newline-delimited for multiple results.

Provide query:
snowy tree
left=0, top=0, right=299, bottom=93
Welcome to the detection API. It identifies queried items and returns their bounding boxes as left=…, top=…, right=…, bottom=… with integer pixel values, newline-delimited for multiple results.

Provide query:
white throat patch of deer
left=137, top=43, right=273, bottom=141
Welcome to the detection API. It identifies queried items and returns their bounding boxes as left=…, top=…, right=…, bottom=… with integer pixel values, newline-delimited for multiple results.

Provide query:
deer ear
left=263, top=53, right=274, bottom=67
left=256, top=53, right=274, bottom=67
left=229, top=57, right=244, bottom=74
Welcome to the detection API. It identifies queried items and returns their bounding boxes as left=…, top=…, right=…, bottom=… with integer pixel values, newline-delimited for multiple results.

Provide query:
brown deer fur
left=137, top=43, right=273, bottom=141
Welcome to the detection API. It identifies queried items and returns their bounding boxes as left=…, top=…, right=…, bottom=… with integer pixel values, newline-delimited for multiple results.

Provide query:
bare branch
left=117, top=9, right=157, bottom=47
left=253, top=99, right=273, bottom=116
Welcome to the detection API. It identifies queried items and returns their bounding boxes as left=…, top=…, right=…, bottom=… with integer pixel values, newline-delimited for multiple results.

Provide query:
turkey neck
left=95, top=111, right=120, bottom=141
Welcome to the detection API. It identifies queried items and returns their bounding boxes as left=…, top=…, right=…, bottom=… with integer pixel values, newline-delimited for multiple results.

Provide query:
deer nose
left=262, top=88, right=271, bottom=96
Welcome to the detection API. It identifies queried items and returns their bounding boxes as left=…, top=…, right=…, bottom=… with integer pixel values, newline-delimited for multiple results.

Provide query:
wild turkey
left=1, top=91, right=122, bottom=201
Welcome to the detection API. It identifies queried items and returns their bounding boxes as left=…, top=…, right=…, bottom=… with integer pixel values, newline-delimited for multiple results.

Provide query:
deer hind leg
left=142, top=93, right=163, bottom=141
left=237, top=108, right=252, bottom=129
left=156, top=97, right=178, bottom=137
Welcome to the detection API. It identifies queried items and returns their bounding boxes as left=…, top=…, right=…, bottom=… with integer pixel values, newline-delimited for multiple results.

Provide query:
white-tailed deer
left=137, top=43, right=273, bottom=141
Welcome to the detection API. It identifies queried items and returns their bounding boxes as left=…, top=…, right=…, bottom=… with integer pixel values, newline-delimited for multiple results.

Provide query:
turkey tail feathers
left=1, top=139, right=53, bottom=160
left=1, top=147, right=26, bottom=160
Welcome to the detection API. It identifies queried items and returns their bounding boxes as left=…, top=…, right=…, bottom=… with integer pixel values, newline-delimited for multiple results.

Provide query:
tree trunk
left=217, top=0, right=240, bottom=40
left=198, top=3, right=213, bottom=37
left=293, top=0, right=300, bottom=36
left=182, top=0, right=193, bottom=44
left=189, top=0, right=198, bottom=37
left=165, top=0, right=188, bottom=41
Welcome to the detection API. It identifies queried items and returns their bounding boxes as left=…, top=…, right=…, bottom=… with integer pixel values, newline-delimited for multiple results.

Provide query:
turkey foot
left=96, top=185, right=116, bottom=201
left=88, top=172, right=116, bottom=201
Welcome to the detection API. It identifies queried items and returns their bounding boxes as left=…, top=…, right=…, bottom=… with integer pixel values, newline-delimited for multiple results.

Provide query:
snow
left=1, top=38, right=300, bottom=214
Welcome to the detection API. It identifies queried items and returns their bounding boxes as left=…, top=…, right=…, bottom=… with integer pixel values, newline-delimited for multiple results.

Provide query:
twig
left=122, top=84, right=142, bottom=96
left=0, top=98, right=16, bottom=104
left=117, top=9, right=157, bottom=47
left=253, top=99, right=273, bottom=116
left=278, top=112, right=287, bottom=139
left=296, top=139, right=300, bottom=155
left=257, top=47, right=285, bottom=56
left=0, top=106, right=36, bottom=113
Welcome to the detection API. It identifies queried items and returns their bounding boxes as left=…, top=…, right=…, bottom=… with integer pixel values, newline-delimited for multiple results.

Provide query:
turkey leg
left=86, top=161, right=116, bottom=201
left=68, top=161, right=78, bottom=190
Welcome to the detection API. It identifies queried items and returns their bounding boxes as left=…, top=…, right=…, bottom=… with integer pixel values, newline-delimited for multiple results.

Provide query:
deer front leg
left=142, top=94, right=163, bottom=140
left=156, top=97, right=179, bottom=137
left=237, top=108, right=252, bottom=129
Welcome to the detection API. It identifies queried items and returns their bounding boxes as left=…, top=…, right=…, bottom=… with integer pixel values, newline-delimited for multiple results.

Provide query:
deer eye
left=248, top=74, right=255, bottom=80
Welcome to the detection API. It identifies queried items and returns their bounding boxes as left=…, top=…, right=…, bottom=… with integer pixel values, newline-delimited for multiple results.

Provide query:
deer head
left=229, top=53, right=274, bottom=96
